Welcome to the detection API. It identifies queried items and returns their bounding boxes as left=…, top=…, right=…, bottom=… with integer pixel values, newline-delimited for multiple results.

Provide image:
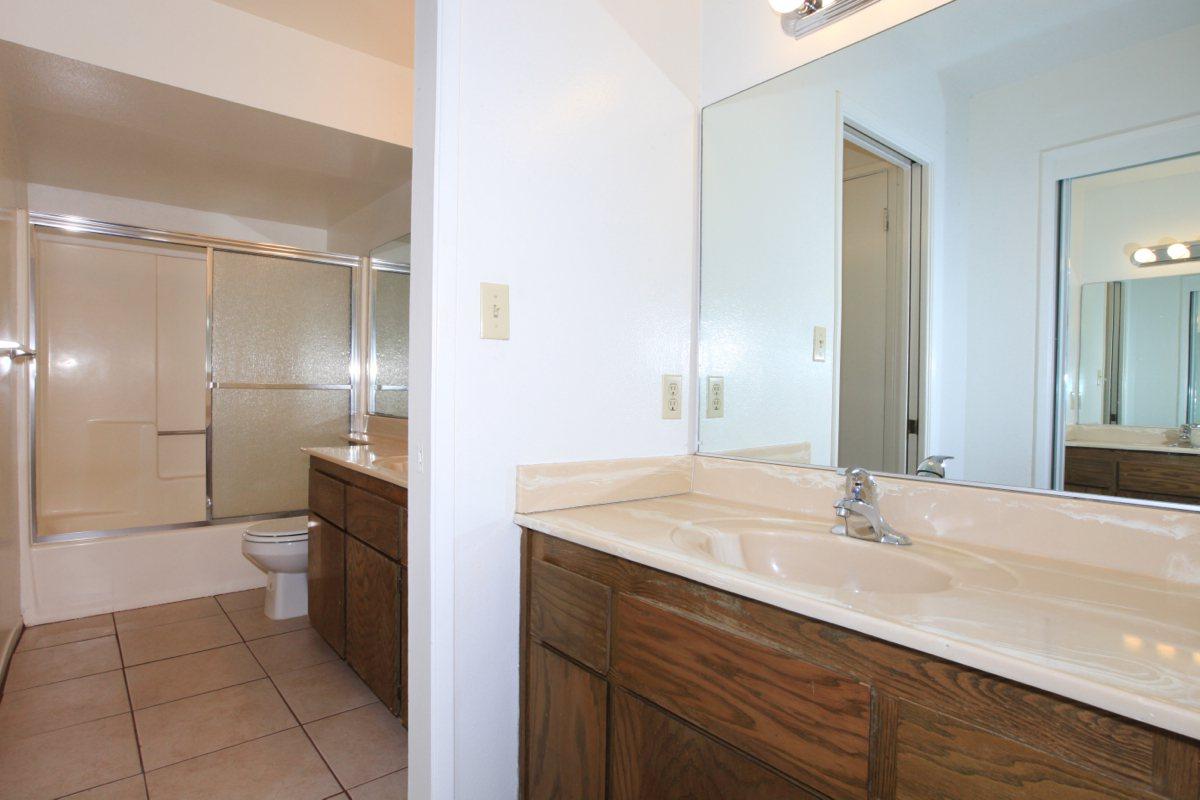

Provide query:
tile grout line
left=234, top=606, right=351, bottom=796
left=117, top=607, right=151, bottom=794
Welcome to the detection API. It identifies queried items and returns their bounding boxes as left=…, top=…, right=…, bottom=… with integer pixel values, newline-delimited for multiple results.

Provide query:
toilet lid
left=244, top=517, right=309, bottom=539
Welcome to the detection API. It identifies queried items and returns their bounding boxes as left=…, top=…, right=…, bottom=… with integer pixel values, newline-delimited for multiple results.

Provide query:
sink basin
left=671, top=517, right=1015, bottom=595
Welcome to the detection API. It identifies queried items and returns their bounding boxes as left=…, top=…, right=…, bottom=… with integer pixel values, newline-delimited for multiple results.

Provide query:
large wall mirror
left=368, top=235, right=410, bottom=418
left=698, top=0, right=1200, bottom=506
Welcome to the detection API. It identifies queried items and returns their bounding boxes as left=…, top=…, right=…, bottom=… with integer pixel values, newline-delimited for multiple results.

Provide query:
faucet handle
left=842, top=467, right=878, bottom=503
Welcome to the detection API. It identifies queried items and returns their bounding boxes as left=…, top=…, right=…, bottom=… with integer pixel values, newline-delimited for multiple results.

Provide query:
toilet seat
left=242, top=517, right=309, bottom=544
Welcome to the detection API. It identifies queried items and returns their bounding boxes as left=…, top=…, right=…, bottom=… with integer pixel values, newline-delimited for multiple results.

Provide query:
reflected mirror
left=698, top=0, right=1200, bottom=505
left=368, top=235, right=411, bottom=418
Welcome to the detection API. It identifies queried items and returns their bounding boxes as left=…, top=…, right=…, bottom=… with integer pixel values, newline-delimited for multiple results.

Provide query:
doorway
left=837, top=126, right=924, bottom=475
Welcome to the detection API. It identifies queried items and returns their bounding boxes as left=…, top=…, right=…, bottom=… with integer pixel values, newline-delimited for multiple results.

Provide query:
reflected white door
left=839, top=170, right=891, bottom=471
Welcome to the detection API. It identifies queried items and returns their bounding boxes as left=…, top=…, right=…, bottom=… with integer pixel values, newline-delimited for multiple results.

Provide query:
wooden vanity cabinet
left=1065, top=446, right=1200, bottom=504
left=520, top=529, right=1200, bottom=800
left=307, top=457, right=407, bottom=721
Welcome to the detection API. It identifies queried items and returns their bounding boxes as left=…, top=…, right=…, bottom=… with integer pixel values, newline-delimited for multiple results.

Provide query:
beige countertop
left=303, top=445, right=408, bottom=488
left=1066, top=440, right=1200, bottom=456
left=514, top=456, right=1200, bottom=740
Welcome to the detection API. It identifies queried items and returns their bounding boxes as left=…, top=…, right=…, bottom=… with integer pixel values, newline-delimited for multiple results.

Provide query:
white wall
left=0, top=80, right=27, bottom=675
left=960, top=23, right=1200, bottom=486
left=697, top=31, right=951, bottom=466
left=0, top=0, right=412, bottom=147
left=411, top=0, right=700, bottom=795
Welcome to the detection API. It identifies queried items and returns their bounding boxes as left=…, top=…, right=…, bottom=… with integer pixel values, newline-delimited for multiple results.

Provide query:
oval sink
left=671, top=518, right=1014, bottom=595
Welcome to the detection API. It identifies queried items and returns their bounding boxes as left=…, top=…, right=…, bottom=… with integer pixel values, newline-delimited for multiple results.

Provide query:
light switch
left=662, top=374, right=683, bottom=420
left=480, top=283, right=510, bottom=340
left=812, top=326, right=827, bottom=362
left=706, top=376, right=725, bottom=419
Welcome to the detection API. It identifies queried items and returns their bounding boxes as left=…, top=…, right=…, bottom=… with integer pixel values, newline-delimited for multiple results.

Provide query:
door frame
left=838, top=123, right=926, bottom=475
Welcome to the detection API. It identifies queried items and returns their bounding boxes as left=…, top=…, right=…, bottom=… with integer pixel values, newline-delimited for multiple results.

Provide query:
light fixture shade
left=1133, top=247, right=1157, bottom=264
left=1167, top=243, right=1192, bottom=260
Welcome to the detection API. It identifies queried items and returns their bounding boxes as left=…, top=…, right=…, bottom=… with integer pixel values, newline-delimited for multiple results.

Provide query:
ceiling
left=0, top=41, right=412, bottom=230
left=210, top=0, right=415, bottom=68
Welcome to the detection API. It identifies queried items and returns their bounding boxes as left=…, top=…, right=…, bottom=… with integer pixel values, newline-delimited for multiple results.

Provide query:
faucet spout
left=831, top=468, right=911, bottom=546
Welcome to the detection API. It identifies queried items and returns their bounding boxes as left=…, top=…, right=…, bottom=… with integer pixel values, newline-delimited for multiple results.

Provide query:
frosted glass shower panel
left=211, top=389, right=348, bottom=517
left=211, top=251, right=352, bottom=518
left=212, top=251, right=351, bottom=384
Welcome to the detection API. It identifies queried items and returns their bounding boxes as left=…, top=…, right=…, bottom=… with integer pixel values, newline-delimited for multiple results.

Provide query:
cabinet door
left=345, top=535, right=402, bottom=715
left=526, top=644, right=606, bottom=800
left=306, top=515, right=344, bottom=657
left=609, top=688, right=817, bottom=800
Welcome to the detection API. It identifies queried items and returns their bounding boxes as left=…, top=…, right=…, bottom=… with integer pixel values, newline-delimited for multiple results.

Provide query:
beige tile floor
left=0, top=589, right=408, bottom=800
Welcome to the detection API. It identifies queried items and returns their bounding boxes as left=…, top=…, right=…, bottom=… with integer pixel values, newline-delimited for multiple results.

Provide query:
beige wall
left=0, top=0, right=412, bottom=147
left=0, top=85, right=27, bottom=676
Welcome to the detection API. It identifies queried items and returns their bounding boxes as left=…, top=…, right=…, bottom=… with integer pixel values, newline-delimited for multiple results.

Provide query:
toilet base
left=264, top=571, right=308, bottom=620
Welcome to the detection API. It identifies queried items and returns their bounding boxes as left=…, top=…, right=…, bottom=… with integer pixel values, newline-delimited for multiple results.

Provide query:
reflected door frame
left=834, top=112, right=929, bottom=476
left=1042, top=114, right=1200, bottom=491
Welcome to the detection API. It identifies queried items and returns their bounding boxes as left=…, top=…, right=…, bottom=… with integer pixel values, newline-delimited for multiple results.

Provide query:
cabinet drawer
left=308, top=468, right=345, bottom=528
left=611, top=595, right=870, bottom=800
left=1063, top=449, right=1115, bottom=490
left=528, top=560, right=610, bottom=673
left=895, top=701, right=1158, bottom=800
left=346, top=486, right=405, bottom=562
left=1118, top=456, right=1200, bottom=497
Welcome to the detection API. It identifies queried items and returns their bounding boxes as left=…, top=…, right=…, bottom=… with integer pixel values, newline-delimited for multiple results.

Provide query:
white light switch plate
left=706, top=376, right=725, bottom=419
left=480, top=283, right=510, bottom=340
left=812, top=326, right=827, bottom=362
left=662, top=374, right=682, bottom=419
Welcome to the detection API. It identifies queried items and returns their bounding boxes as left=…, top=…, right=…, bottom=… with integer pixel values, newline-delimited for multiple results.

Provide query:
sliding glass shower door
left=210, top=250, right=352, bottom=518
left=32, top=218, right=358, bottom=540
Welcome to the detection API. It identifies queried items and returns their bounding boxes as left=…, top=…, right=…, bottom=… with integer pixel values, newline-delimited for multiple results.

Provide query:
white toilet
left=241, top=517, right=310, bottom=620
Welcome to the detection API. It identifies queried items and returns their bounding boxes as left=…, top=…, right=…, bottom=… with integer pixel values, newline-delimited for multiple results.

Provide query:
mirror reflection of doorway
left=1059, top=150, right=1200, bottom=501
left=837, top=128, right=924, bottom=475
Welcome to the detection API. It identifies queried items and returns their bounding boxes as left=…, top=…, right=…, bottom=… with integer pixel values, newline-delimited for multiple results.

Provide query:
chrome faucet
left=832, top=467, right=911, bottom=546
left=1177, top=424, right=1194, bottom=448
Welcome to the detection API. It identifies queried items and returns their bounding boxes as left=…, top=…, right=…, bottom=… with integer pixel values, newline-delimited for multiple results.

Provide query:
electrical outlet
left=662, top=374, right=682, bottom=419
left=812, top=326, right=827, bottom=362
left=706, top=376, right=725, bottom=419
left=480, top=283, right=510, bottom=340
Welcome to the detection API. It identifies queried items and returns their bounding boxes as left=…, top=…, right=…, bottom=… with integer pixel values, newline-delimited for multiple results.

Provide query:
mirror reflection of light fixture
left=1130, top=241, right=1199, bottom=267
left=1133, top=247, right=1158, bottom=265
left=1167, top=242, right=1192, bottom=261
left=771, top=0, right=883, bottom=39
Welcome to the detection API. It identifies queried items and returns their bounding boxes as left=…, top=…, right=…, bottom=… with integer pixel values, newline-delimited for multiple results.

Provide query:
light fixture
left=771, top=0, right=882, bottom=39
left=1130, top=240, right=1200, bottom=267
left=1168, top=242, right=1192, bottom=261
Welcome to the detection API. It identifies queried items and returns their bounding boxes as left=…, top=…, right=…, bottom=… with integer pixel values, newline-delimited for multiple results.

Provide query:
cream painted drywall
left=409, top=0, right=699, bottom=795
left=699, top=0, right=954, bottom=105
left=0, top=86, right=27, bottom=678
left=22, top=522, right=265, bottom=625
left=326, top=182, right=413, bottom=256
left=0, top=0, right=413, bottom=147
left=209, top=0, right=415, bottom=68
left=27, top=185, right=330, bottom=251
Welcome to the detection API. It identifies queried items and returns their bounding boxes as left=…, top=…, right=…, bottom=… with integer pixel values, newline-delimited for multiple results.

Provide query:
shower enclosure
left=31, top=214, right=359, bottom=542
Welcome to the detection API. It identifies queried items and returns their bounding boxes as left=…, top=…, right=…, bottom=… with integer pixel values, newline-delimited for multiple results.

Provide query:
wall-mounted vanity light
left=770, top=0, right=882, bottom=39
left=1130, top=240, right=1199, bottom=267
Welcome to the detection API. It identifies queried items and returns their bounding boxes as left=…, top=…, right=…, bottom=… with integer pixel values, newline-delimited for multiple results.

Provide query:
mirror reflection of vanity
left=368, top=235, right=411, bottom=419
left=698, top=0, right=1200, bottom=508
